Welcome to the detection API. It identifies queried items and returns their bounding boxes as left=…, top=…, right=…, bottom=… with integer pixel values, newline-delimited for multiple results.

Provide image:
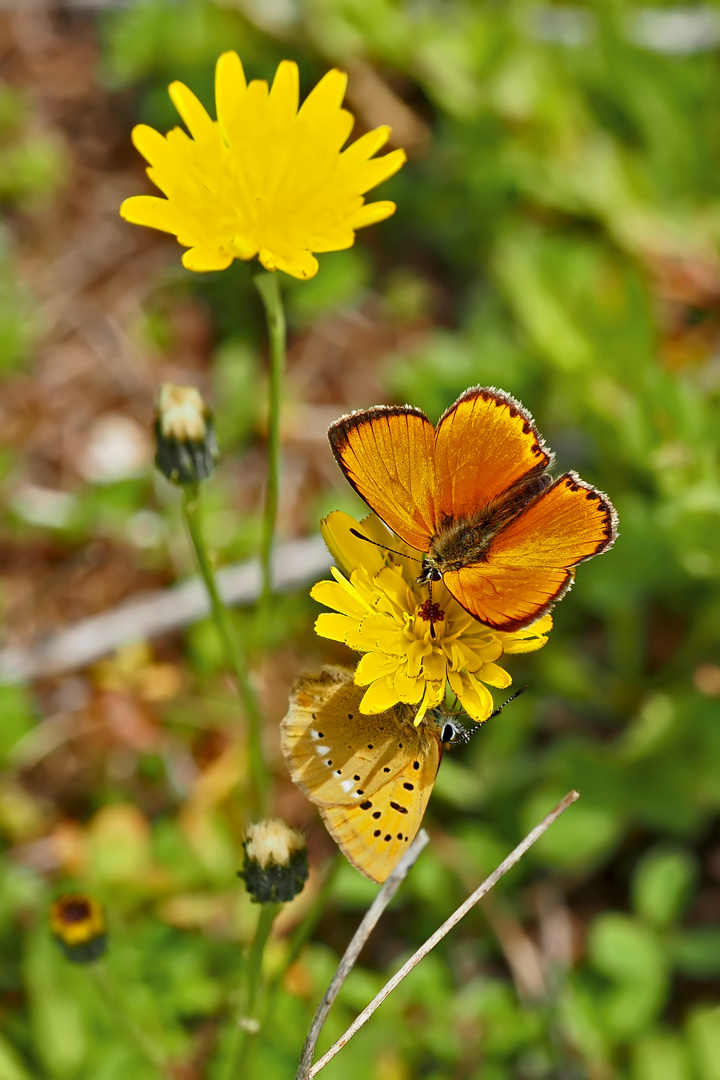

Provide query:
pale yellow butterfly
left=280, top=667, right=471, bottom=884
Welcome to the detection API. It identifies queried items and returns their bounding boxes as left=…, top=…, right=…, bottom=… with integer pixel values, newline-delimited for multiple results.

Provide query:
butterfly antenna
left=349, top=528, right=422, bottom=564
left=488, top=686, right=528, bottom=721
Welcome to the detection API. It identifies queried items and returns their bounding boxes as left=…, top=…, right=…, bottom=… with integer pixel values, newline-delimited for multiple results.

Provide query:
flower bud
left=239, top=818, right=308, bottom=903
left=154, top=383, right=218, bottom=485
left=50, top=893, right=107, bottom=964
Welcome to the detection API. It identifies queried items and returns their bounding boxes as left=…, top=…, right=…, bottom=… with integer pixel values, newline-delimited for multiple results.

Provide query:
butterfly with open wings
left=328, top=386, right=617, bottom=632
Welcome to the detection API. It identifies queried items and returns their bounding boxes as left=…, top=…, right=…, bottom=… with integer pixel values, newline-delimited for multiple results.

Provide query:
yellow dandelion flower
left=120, top=53, right=407, bottom=280
left=311, top=511, right=552, bottom=724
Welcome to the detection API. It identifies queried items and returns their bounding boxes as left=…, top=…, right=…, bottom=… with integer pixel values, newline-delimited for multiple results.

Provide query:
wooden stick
left=307, top=790, right=580, bottom=1078
left=296, top=830, right=430, bottom=1080
left=0, top=535, right=330, bottom=682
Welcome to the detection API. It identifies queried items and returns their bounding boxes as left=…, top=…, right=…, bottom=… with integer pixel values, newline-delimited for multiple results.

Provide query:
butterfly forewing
left=281, top=669, right=441, bottom=883
left=434, top=387, right=552, bottom=523
left=328, top=406, right=438, bottom=552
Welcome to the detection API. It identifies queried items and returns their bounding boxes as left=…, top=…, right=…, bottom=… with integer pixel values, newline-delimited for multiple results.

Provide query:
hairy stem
left=182, top=484, right=268, bottom=817
left=255, top=271, right=287, bottom=615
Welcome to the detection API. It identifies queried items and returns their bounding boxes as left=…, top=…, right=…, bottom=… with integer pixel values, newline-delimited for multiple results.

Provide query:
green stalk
left=89, top=963, right=166, bottom=1074
left=226, top=902, right=280, bottom=1079
left=254, top=271, right=287, bottom=615
left=182, top=484, right=269, bottom=817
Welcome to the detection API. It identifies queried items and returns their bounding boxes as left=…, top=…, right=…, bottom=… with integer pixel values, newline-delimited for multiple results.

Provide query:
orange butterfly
left=328, top=386, right=617, bottom=631
left=281, top=668, right=470, bottom=883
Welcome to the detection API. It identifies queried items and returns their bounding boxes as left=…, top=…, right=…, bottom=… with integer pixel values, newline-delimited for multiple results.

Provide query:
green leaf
left=0, top=685, right=36, bottom=766
left=588, top=913, right=666, bottom=984
left=25, top=930, right=88, bottom=1076
left=669, top=929, right=720, bottom=978
left=687, top=1005, right=720, bottom=1080
left=631, top=1030, right=691, bottom=1080
left=602, top=980, right=668, bottom=1043
left=521, top=789, right=621, bottom=869
left=632, top=845, right=698, bottom=927
left=0, top=1034, right=33, bottom=1080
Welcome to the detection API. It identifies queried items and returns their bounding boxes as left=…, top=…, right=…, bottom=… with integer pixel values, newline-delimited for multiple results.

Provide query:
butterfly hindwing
left=434, top=386, right=552, bottom=523
left=328, top=406, right=438, bottom=552
left=444, top=472, right=617, bottom=630
left=321, top=759, right=438, bottom=884
left=281, top=668, right=441, bottom=883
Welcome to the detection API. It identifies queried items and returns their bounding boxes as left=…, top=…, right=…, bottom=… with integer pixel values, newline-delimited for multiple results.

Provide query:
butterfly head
left=426, top=706, right=472, bottom=749
left=418, top=558, right=443, bottom=585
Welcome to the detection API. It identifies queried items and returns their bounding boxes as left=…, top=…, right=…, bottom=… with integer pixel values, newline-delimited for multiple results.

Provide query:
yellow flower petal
left=450, top=670, right=493, bottom=723
left=478, top=662, right=512, bottom=689
left=355, top=651, right=399, bottom=684
left=260, top=248, right=319, bottom=280
left=352, top=150, right=408, bottom=195
left=297, top=68, right=348, bottom=125
left=351, top=200, right=397, bottom=229
left=414, top=679, right=445, bottom=725
left=168, top=82, right=215, bottom=142
left=131, top=124, right=172, bottom=168
left=310, top=576, right=369, bottom=619
left=268, top=60, right=300, bottom=124
left=340, top=125, right=391, bottom=163
left=359, top=676, right=401, bottom=714
left=321, top=510, right=386, bottom=577
left=120, top=195, right=180, bottom=234
left=392, top=667, right=425, bottom=702
left=181, top=246, right=233, bottom=272
left=314, top=612, right=357, bottom=643
left=501, top=614, right=553, bottom=653
left=215, top=51, right=247, bottom=143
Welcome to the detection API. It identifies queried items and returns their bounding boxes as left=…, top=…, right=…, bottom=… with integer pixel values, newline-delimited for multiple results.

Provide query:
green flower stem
left=254, top=271, right=287, bottom=614
left=182, top=484, right=269, bottom=817
left=89, top=963, right=166, bottom=1073
left=227, top=902, right=280, bottom=1079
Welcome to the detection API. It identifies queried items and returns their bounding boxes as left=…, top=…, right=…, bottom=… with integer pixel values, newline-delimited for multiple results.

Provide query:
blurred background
left=0, top=1, right=719, bottom=1078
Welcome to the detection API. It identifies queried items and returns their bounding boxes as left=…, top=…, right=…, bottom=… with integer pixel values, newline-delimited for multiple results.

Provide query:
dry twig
left=0, top=536, right=330, bottom=682
left=301, top=790, right=580, bottom=1079
left=296, top=829, right=430, bottom=1080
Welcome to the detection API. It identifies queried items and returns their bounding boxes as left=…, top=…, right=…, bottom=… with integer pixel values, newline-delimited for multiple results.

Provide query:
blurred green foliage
left=2, top=1, right=720, bottom=1078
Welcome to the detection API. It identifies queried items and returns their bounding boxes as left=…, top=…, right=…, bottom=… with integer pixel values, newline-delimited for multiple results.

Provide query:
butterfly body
left=328, top=385, right=617, bottom=631
left=419, top=471, right=555, bottom=581
left=281, top=668, right=468, bottom=883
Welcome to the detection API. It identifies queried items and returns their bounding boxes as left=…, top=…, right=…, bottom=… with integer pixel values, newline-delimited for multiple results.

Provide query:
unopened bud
left=239, top=818, right=308, bottom=903
left=154, top=383, right=218, bottom=485
left=50, top=893, right=107, bottom=964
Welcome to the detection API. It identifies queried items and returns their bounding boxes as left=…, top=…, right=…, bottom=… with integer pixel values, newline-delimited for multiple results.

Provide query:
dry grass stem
left=306, top=790, right=580, bottom=1078
left=0, top=536, right=330, bottom=681
left=296, top=829, right=430, bottom=1080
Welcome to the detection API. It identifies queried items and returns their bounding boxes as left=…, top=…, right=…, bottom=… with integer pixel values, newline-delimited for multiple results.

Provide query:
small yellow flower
left=120, top=53, right=406, bottom=280
left=50, top=893, right=107, bottom=964
left=312, top=512, right=552, bottom=724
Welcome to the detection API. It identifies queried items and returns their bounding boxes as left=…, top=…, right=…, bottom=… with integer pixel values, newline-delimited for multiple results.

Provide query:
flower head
left=50, top=893, right=107, bottom=964
left=239, top=818, right=308, bottom=904
left=154, top=382, right=218, bottom=485
left=120, top=53, right=406, bottom=280
left=312, top=512, right=552, bottom=724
